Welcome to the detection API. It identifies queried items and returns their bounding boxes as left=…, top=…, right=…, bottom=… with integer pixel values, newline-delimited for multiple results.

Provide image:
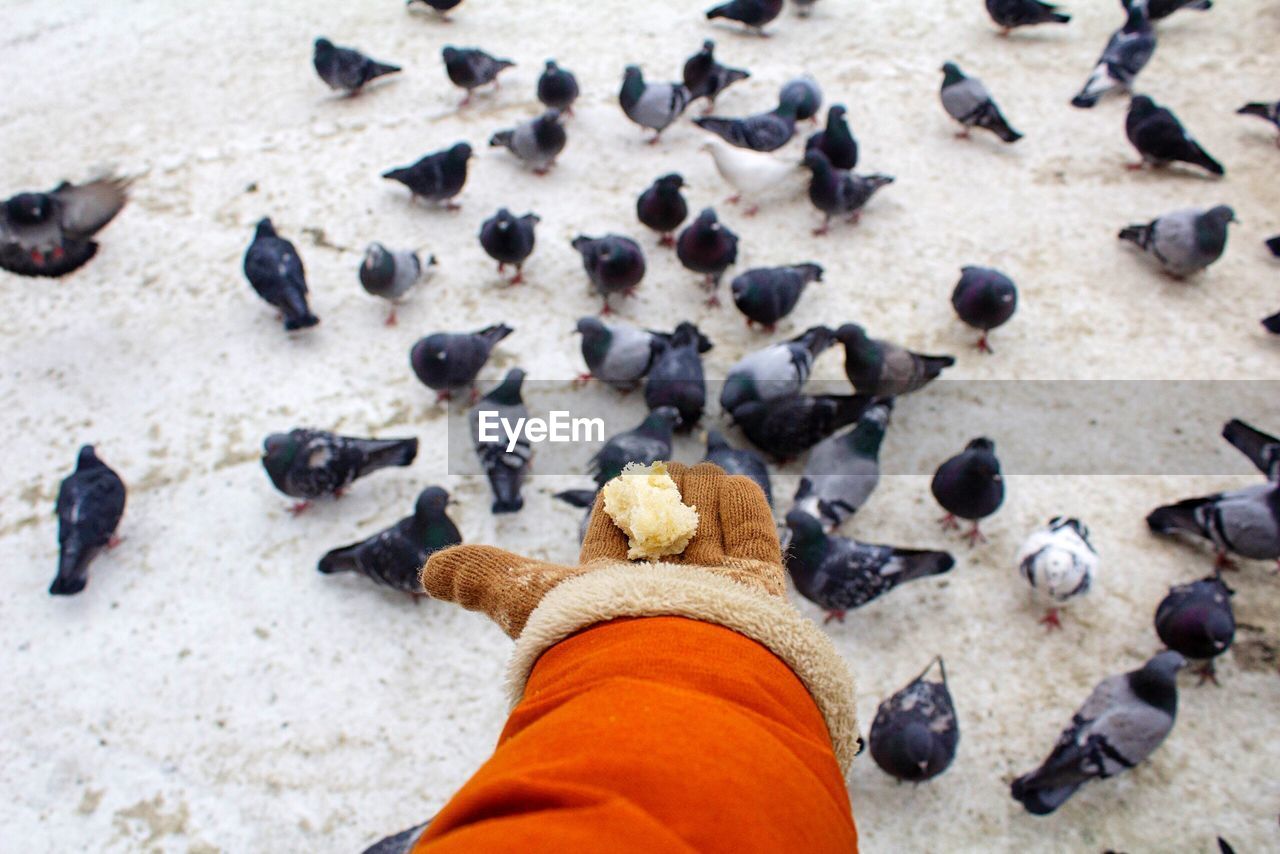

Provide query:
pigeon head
left=897, top=722, right=937, bottom=777
left=671, top=321, right=712, bottom=352
left=442, top=46, right=461, bottom=63
left=76, top=445, right=102, bottom=469
left=415, top=486, right=451, bottom=518
left=575, top=316, right=605, bottom=337
left=1049, top=516, right=1090, bottom=542
left=314, top=37, right=334, bottom=54
left=1132, top=650, right=1186, bottom=710
left=641, top=406, right=680, bottom=435
left=1205, top=205, right=1237, bottom=228
left=486, top=368, right=526, bottom=405
left=1128, top=95, right=1158, bottom=118
left=656, top=173, right=685, bottom=192
left=794, top=324, right=835, bottom=354
left=700, top=39, right=715, bottom=54
left=962, top=437, right=1001, bottom=475
left=623, top=65, right=643, bottom=85
left=828, top=104, right=847, bottom=122
left=694, top=208, right=720, bottom=231
left=784, top=509, right=826, bottom=553
left=834, top=322, right=871, bottom=350
left=491, top=208, right=515, bottom=232
left=362, top=242, right=393, bottom=277
left=539, top=108, right=563, bottom=126
left=5, top=192, right=51, bottom=225
left=253, top=218, right=277, bottom=239
left=794, top=263, right=824, bottom=283
left=544, top=59, right=559, bottom=72
left=448, top=142, right=474, bottom=163
left=940, top=63, right=965, bottom=86
left=262, top=432, right=300, bottom=484
left=802, top=148, right=832, bottom=173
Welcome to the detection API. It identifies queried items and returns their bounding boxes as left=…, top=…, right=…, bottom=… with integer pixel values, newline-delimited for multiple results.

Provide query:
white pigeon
left=1017, top=516, right=1098, bottom=629
left=702, top=138, right=806, bottom=216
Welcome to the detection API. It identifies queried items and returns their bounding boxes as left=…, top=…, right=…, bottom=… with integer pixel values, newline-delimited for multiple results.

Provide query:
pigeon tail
left=1262, top=312, right=1280, bottom=335
left=363, top=437, right=420, bottom=474
left=554, top=489, right=597, bottom=509
left=283, top=310, right=320, bottom=331
left=489, top=130, right=514, bottom=149
left=50, top=545, right=90, bottom=595
left=366, top=61, right=402, bottom=82
left=479, top=323, right=515, bottom=347
left=892, top=548, right=956, bottom=582
left=1146, top=499, right=1208, bottom=537
left=705, top=3, right=732, bottom=19
left=1237, top=102, right=1271, bottom=118
left=1011, top=774, right=1083, bottom=816
left=1118, top=223, right=1149, bottom=246
left=1187, top=143, right=1224, bottom=176
left=1267, top=236, right=1280, bottom=257
left=488, top=465, right=525, bottom=514
left=979, top=105, right=1022, bottom=143
left=317, top=546, right=359, bottom=575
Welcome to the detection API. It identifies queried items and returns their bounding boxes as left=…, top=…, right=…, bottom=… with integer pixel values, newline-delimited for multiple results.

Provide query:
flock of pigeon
left=5, top=0, right=1278, bottom=833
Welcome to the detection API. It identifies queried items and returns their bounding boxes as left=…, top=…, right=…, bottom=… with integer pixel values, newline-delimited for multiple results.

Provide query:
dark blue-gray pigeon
left=676, top=208, right=739, bottom=303
left=1118, top=206, right=1235, bottom=278
left=805, top=104, right=858, bottom=170
left=636, top=173, right=689, bottom=247
left=574, top=316, right=666, bottom=391
left=1071, top=1, right=1155, bottom=108
left=705, top=0, right=784, bottom=35
left=694, top=100, right=799, bottom=152
left=720, top=325, right=834, bottom=414
left=985, top=0, right=1069, bottom=34
left=704, top=430, right=772, bottom=504
left=589, top=407, right=680, bottom=488
left=682, top=40, right=750, bottom=113
left=931, top=437, right=1004, bottom=546
left=571, top=233, right=646, bottom=313
left=360, top=243, right=434, bottom=325
left=1155, top=573, right=1234, bottom=684
left=261, top=429, right=418, bottom=513
left=479, top=209, right=539, bottom=283
left=644, top=321, right=713, bottom=431
left=1146, top=483, right=1280, bottom=567
left=730, top=263, right=823, bottom=331
left=0, top=174, right=130, bottom=278
left=470, top=369, right=530, bottom=514
left=869, top=657, right=959, bottom=782
left=443, top=46, right=513, bottom=106
left=801, top=150, right=894, bottom=235
left=952, top=266, right=1017, bottom=353
left=619, top=66, right=691, bottom=144
left=834, top=323, right=954, bottom=397
left=382, top=142, right=472, bottom=208
left=1126, top=95, right=1223, bottom=175
left=51, top=445, right=126, bottom=596
left=538, top=60, right=580, bottom=113
left=312, top=38, right=400, bottom=95
left=732, top=393, right=872, bottom=460
left=243, top=218, right=318, bottom=331
left=780, top=75, right=822, bottom=123
left=791, top=400, right=891, bottom=531
left=490, top=109, right=567, bottom=174
left=940, top=62, right=1022, bottom=143
left=410, top=324, right=513, bottom=402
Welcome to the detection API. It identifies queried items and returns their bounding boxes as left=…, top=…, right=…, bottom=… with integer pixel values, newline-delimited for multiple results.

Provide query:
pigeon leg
left=288, top=501, right=312, bottom=516
left=600, top=300, right=614, bottom=315
left=1214, top=551, right=1238, bottom=572
left=812, top=215, right=831, bottom=236
left=459, top=91, right=473, bottom=108
left=468, top=387, right=481, bottom=406
left=823, top=609, right=846, bottom=625
left=744, top=203, right=759, bottom=217
left=976, top=332, right=993, bottom=354
left=726, top=194, right=742, bottom=206
left=705, top=294, right=721, bottom=308
left=509, top=265, right=524, bottom=285
left=1125, top=161, right=1146, bottom=171
left=954, top=127, right=971, bottom=140
left=1194, top=661, right=1219, bottom=686
left=435, top=390, right=452, bottom=403
left=497, top=262, right=505, bottom=274
left=1039, top=608, right=1062, bottom=631
left=646, top=132, right=662, bottom=146
left=623, top=287, right=638, bottom=299
left=107, top=534, right=123, bottom=550
left=30, top=249, right=45, bottom=265
left=658, top=233, right=675, bottom=247
left=443, top=200, right=462, bottom=212
left=963, top=521, right=987, bottom=547
left=533, top=166, right=551, bottom=176
left=937, top=512, right=960, bottom=531
left=763, top=323, right=776, bottom=334
left=574, top=372, right=593, bottom=386
left=999, top=27, right=1011, bottom=37
left=847, top=211, right=862, bottom=225
left=385, top=307, right=398, bottom=326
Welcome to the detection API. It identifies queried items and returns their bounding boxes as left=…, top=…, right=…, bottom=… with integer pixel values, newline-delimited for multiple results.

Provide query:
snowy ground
left=2, top=0, right=1278, bottom=851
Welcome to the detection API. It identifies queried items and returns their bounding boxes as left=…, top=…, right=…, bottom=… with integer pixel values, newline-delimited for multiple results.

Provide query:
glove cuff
left=505, top=561, right=861, bottom=774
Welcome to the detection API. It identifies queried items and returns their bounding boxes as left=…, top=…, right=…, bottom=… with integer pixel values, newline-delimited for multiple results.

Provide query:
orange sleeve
left=413, top=616, right=858, bottom=853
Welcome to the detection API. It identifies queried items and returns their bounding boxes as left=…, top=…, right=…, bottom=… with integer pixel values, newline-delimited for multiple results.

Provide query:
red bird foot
left=646, top=134, right=661, bottom=146
left=1194, top=662, right=1219, bottom=686
left=107, top=535, right=123, bottom=550
left=573, top=372, right=593, bottom=387
left=384, top=309, right=398, bottom=327
left=1039, top=609, right=1062, bottom=631
left=963, top=523, right=987, bottom=547
left=659, top=233, right=675, bottom=247
left=937, top=513, right=960, bottom=531
left=435, top=390, right=452, bottom=403
left=976, top=334, right=993, bottom=354
left=468, top=388, right=481, bottom=405
left=823, top=609, right=847, bottom=625
left=705, top=295, right=721, bottom=308
left=744, top=204, right=760, bottom=217
left=954, top=129, right=971, bottom=140
left=726, top=194, right=742, bottom=206
left=812, top=220, right=831, bottom=236
left=1125, top=161, right=1145, bottom=171
left=1215, top=552, right=1239, bottom=572
left=443, top=201, right=462, bottom=212
left=288, top=501, right=312, bottom=516
left=600, top=302, right=614, bottom=316
left=509, top=270, right=525, bottom=285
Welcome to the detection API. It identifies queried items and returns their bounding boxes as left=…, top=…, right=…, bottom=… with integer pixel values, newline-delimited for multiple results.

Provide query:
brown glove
left=420, top=462, right=784, bottom=637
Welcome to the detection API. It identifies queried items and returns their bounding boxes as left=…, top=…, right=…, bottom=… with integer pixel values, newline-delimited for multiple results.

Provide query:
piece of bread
left=601, top=461, right=700, bottom=560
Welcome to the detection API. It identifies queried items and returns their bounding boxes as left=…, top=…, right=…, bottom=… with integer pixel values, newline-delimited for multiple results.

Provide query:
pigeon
left=952, top=266, right=1018, bottom=353
left=51, top=446, right=126, bottom=596
left=590, top=407, right=680, bottom=488
left=720, top=327, right=834, bottom=416
left=1139, top=0, right=1213, bottom=21
left=939, top=62, right=1022, bottom=143
left=694, top=100, right=799, bottom=152
left=470, top=369, right=530, bottom=514
left=1155, top=573, right=1234, bottom=684
left=1222, top=418, right=1280, bottom=481
left=318, top=487, right=461, bottom=595
left=479, top=209, right=539, bottom=283
left=490, top=109, right=567, bottom=174
left=312, top=38, right=400, bottom=95
left=644, top=321, right=713, bottom=431
left=554, top=488, right=597, bottom=544
left=571, top=234, right=647, bottom=312
left=730, top=263, right=823, bottom=330
left=931, top=437, right=1004, bottom=546
left=636, top=173, right=690, bottom=247
left=442, top=46, right=513, bottom=106
left=360, top=243, right=435, bottom=325
left=732, top=393, right=872, bottom=460
left=792, top=0, right=820, bottom=16
left=406, top=0, right=463, bottom=18
left=1268, top=236, right=1280, bottom=258
left=1017, top=517, right=1098, bottom=629
left=0, top=174, right=129, bottom=278
left=619, top=66, right=692, bottom=143
left=704, top=430, right=773, bottom=503
left=785, top=508, right=956, bottom=622
left=1125, top=95, right=1223, bottom=175
left=702, top=138, right=805, bottom=217
left=805, top=104, right=858, bottom=170
left=1146, top=483, right=1280, bottom=568
left=1071, top=1, right=1155, bottom=108
left=1237, top=100, right=1280, bottom=146
left=682, top=40, right=750, bottom=112
left=677, top=208, right=739, bottom=304
left=262, top=430, right=418, bottom=513
left=574, top=316, right=666, bottom=390
left=868, top=657, right=960, bottom=782
left=410, top=324, right=513, bottom=402
left=705, top=0, right=785, bottom=35
left=834, top=323, right=954, bottom=397
left=382, top=142, right=472, bottom=208
left=985, top=0, right=1070, bottom=34
left=780, top=75, right=822, bottom=123
left=801, top=150, right=894, bottom=235
left=243, top=218, right=319, bottom=331
left=537, top=60, right=580, bottom=113
left=791, top=400, right=891, bottom=531
left=1118, top=206, right=1235, bottom=278
left=1011, top=651, right=1185, bottom=815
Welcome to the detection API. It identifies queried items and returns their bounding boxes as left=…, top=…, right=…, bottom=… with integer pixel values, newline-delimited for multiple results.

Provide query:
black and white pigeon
left=1011, top=651, right=1186, bottom=815
left=834, top=323, right=954, bottom=397
left=1138, top=0, right=1213, bottom=22
left=705, top=0, right=784, bottom=35
left=442, top=46, right=513, bottom=106
left=1125, top=95, right=1223, bottom=175
left=791, top=400, right=891, bottom=531
left=931, top=437, right=1004, bottom=546
left=704, top=430, right=773, bottom=504
left=318, top=486, right=461, bottom=595
left=382, top=142, right=472, bottom=208
left=868, top=657, right=960, bottom=782
left=1222, top=418, right=1280, bottom=481
left=985, top=0, right=1070, bottom=35
left=676, top=208, right=739, bottom=303
left=785, top=508, right=956, bottom=622
left=261, top=429, right=418, bottom=514
left=554, top=488, right=597, bottom=544
left=1155, top=573, right=1234, bottom=684
left=682, top=40, right=750, bottom=113
left=636, top=173, right=690, bottom=247
left=490, top=109, right=567, bottom=174
left=571, top=234, right=647, bottom=312
left=1017, top=517, right=1098, bottom=629
left=0, top=174, right=129, bottom=278
left=1118, top=205, right=1235, bottom=278
left=801, top=150, right=894, bottom=235
left=243, top=218, right=319, bottom=331
left=51, top=446, right=126, bottom=596
left=619, top=66, right=691, bottom=144
left=730, top=263, right=823, bottom=331
left=1146, top=482, right=1280, bottom=567
left=575, top=317, right=666, bottom=390
left=732, top=393, right=873, bottom=460
left=406, top=0, right=463, bottom=18
left=720, top=325, right=834, bottom=414
left=590, top=407, right=680, bottom=487
left=1237, top=100, right=1280, bottom=147
left=470, top=369, right=530, bottom=514
left=1071, top=1, right=1155, bottom=108
left=939, top=63, right=1022, bottom=143
left=780, top=75, right=822, bottom=123
left=805, top=104, right=858, bottom=170
left=694, top=99, right=799, bottom=152
left=537, top=60, right=579, bottom=113
left=410, top=324, right=513, bottom=402
left=644, top=321, right=713, bottom=431
left=479, top=209, right=539, bottom=283
left=952, top=266, right=1017, bottom=354
left=312, top=38, right=400, bottom=95
left=360, top=243, right=435, bottom=326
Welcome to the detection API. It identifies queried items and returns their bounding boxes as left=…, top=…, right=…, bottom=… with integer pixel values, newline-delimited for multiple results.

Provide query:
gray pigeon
left=1011, top=651, right=1185, bottom=815
left=730, top=263, right=823, bottom=331
left=470, top=369, right=530, bottom=514
left=360, top=243, right=434, bottom=325
left=442, top=46, right=513, bottom=106
left=833, top=323, right=954, bottom=397
left=720, top=325, right=834, bottom=414
left=868, top=657, right=959, bottom=782
left=644, top=321, right=713, bottom=431
left=939, top=63, right=1022, bottom=143
left=619, top=66, right=691, bottom=143
left=791, top=400, right=892, bottom=531
left=1147, top=482, right=1280, bottom=567
left=312, top=38, right=400, bottom=95
left=243, top=218, right=319, bottom=331
left=694, top=100, right=799, bottom=152
left=410, top=324, right=513, bottom=402
left=51, top=445, right=126, bottom=596
left=261, top=429, right=418, bottom=513
left=1222, top=418, right=1280, bottom=481
left=571, top=234, right=647, bottom=312
left=0, top=175, right=129, bottom=278
left=801, top=150, right=894, bottom=235
left=489, top=109, right=567, bottom=174
left=682, top=40, right=750, bottom=112
left=785, top=508, right=956, bottom=622
left=1118, top=206, right=1235, bottom=278
left=1071, top=1, right=1155, bottom=108
left=382, top=142, right=472, bottom=208
left=590, top=407, right=680, bottom=488
left=985, top=0, right=1070, bottom=34
left=1155, top=573, right=1234, bottom=684
left=780, top=75, right=822, bottom=123
left=1237, top=100, right=1280, bottom=146
left=704, top=430, right=773, bottom=504
left=574, top=316, right=666, bottom=391
left=1125, top=95, right=1223, bottom=175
